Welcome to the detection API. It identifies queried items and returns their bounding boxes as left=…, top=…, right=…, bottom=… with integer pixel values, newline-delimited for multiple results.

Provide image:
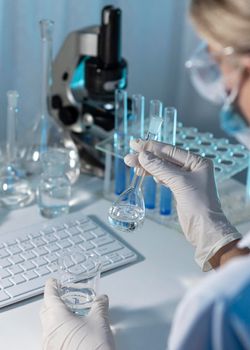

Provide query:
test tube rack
left=96, top=123, right=250, bottom=228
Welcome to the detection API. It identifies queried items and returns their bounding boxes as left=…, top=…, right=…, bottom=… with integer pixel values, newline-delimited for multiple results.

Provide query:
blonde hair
left=190, top=0, right=250, bottom=53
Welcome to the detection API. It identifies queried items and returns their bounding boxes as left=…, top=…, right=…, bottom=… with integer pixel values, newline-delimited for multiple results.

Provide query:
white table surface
left=0, top=175, right=250, bottom=350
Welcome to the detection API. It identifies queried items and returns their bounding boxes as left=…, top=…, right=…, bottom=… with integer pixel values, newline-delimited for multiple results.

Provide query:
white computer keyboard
left=0, top=212, right=138, bottom=308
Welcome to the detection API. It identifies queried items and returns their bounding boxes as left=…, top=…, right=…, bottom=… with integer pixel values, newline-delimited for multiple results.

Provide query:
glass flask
left=23, top=19, right=80, bottom=183
left=108, top=109, right=163, bottom=232
left=37, top=149, right=71, bottom=218
left=0, top=91, right=34, bottom=209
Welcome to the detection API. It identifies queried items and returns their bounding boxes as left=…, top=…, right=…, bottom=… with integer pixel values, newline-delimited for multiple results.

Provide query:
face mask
left=220, top=104, right=247, bottom=135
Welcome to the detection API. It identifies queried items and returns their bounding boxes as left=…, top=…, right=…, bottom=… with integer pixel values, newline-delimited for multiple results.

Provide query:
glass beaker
left=23, top=19, right=80, bottom=183
left=57, top=251, right=102, bottom=316
left=37, top=149, right=71, bottom=218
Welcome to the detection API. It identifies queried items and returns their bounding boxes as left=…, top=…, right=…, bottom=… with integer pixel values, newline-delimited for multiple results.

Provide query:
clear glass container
left=37, top=149, right=71, bottom=218
left=0, top=91, right=34, bottom=209
left=23, top=19, right=80, bottom=183
left=57, top=251, right=102, bottom=316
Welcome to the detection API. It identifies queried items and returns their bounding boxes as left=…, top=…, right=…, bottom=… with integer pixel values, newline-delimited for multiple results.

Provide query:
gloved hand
left=40, top=278, right=116, bottom=350
left=125, top=139, right=241, bottom=271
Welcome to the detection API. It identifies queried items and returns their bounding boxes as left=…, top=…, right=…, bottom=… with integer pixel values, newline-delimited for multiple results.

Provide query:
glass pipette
left=108, top=113, right=163, bottom=232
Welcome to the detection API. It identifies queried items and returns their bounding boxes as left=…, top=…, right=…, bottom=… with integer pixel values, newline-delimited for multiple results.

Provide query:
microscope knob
left=51, top=95, right=63, bottom=109
left=59, top=105, right=79, bottom=126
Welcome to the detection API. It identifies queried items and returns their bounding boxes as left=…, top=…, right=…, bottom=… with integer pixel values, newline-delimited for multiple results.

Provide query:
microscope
left=51, top=5, right=128, bottom=176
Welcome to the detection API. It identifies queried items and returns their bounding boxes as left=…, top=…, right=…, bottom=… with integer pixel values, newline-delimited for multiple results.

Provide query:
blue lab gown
left=168, top=232, right=250, bottom=350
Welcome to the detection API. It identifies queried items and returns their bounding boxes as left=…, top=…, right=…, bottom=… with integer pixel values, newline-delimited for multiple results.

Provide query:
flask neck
left=131, top=170, right=145, bottom=190
left=41, top=34, right=53, bottom=119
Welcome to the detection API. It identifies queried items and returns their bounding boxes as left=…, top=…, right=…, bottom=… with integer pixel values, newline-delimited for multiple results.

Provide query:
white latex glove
left=40, top=278, right=116, bottom=350
left=125, top=139, right=241, bottom=271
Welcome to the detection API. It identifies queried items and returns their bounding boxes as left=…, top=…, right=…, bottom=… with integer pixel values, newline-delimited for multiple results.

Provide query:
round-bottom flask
left=0, top=165, right=34, bottom=209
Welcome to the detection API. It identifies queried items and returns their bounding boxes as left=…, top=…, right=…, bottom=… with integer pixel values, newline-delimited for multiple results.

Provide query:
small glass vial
left=37, top=149, right=71, bottom=218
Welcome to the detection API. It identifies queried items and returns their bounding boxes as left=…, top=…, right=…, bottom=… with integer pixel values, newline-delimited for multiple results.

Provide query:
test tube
left=129, top=94, right=145, bottom=181
left=114, top=89, right=128, bottom=195
left=144, top=100, right=163, bottom=209
left=160, top=107, right=177, bottom=215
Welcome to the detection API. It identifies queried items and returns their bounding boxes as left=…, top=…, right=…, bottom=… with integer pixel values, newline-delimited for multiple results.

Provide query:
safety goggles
left=185, top=42, right=238, bottom=105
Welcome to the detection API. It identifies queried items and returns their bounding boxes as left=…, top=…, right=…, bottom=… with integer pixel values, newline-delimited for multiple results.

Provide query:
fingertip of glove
left=130, top=138, right=145, bottom=151
left=124, top=154, right=135, bottom=167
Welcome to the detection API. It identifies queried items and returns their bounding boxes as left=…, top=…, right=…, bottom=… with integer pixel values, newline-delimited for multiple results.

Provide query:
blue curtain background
left=0, top=0, right=224, bottom=147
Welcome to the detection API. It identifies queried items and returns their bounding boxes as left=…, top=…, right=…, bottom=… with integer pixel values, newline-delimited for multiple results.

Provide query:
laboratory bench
left=0, top=174, right=249, bottom=350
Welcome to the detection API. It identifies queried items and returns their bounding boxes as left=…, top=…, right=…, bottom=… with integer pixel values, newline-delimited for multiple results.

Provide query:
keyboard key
left=0, top=259, right=12, bottom=268
left=8, top=265, right=23, bottom=275
left=67, top=227, right=80, bottom=236
left=0, top=249, right=10, bottom=259
left=17, top=236, right=29, bottom=243
left=95, top=242, right=123, bottom=256
left=33, top=247, right=49, bottom=257
left=57, top=239, right=72, bottom=249
left=92, top=227, right=106, bottom=238
left=19, top=242, right=34, bottom=251
left=35, top=267, right=50, bottom=277
left=20, top=261, right=36, bottom=271
left=23, top=271, right=38, bottom=281
left=106, top=252, right=122, bottom=263
left=53, top=224, right=66, bottom=231
left=43, top=233, right=57, bottom=244
left=10, top=275, right=26, bottom=285
left=69, top=236, right=84, bottom=245
left=79, top=222, right=97, bottom=232
left=92, top=236, right=114, bottom=247
left=31, top=238, right=46, bottom=247
left=68, top=265, right=86, bottom=275
left=80, top=231, right=95, bottom=241
left=7, top=245, right=22, bottom=255
left=0, top=269, right=11, bottom=279
left=32, top=257, right=47, bottom=267
left=6, top=278, right=47, bottom=298
left=120, top=248, right=136, bottom=259
left=45, top=254, right=58, bottom=263
left=46, top=243, right=60, bottom=253
left=47, top=262, right=58, bottom=272
left=79, top=241, right=94, bottom=251
left=0, top=278, right=13, bottom=289
left=9, top=255, right=24, bottom=265
left=28, top=232, right=41, bottom=239
left=6, top=239, right=18, bottom=246
left=76, top=217, right=89, bottom=225
left=54, top=230, right=68, bottom=240
left=21, top=251, right=36, bottom=260
left=0, top=291, right=10, bottom=302
left=65, top=220, right=78, bottom=228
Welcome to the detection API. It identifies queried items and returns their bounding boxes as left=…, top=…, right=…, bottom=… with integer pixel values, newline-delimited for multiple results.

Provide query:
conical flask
left=0, top=91, right=34, bottom=209
left=23, top=19, right=80, bottom=183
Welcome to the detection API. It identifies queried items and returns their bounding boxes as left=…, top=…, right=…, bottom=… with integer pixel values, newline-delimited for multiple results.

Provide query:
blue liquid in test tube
left=129, top=94, right=145, bottom=182
left=160, top=107, right=177, bottom=215
left=144, top=100, right=163, bottom=209
left=114, top=90, right=128, bottom=195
